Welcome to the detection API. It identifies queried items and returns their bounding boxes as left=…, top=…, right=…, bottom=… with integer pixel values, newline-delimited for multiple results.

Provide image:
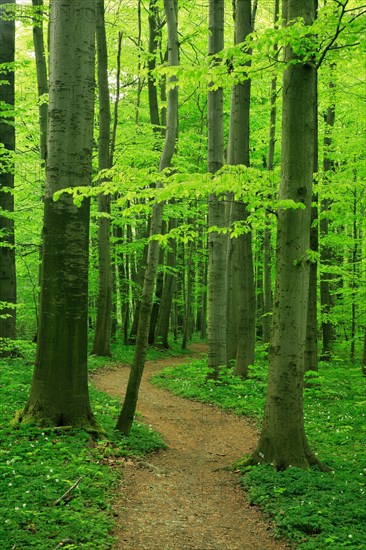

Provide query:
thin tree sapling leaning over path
left=115, top=0, right=179, bottom=436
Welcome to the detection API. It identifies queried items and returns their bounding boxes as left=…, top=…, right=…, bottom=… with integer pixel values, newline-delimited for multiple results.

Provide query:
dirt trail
left=91, top=344, right=290, bottom=550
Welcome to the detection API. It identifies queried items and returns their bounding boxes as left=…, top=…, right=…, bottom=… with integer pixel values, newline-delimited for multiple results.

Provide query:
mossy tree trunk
left=248, top=0, right=327, bottom=470
left=22, top=0, right=97, bottom=428
left=0, top=0, right=16, bottom=353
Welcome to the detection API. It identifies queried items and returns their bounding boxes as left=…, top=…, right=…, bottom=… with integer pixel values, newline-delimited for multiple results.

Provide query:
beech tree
left=91, top=0, right=113, bottom=357
left=248, top=0, right=327, bottom=470
left=22, top=0, right=97, bottom=427
left=0, top=0, right=16, bottom=352
left=207, top=0, right=226, bottom=377
left=116, top=0, right=179, bottom=435
left=31, top=0, right=48, bottom=165
left=226, top=0, right=255, bottom=379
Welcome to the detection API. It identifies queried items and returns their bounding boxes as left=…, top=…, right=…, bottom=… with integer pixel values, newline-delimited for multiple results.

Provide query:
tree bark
left=32, top=0, right=48, bottom=164
left=362, top=323, right=366, bottom=376
left=0, top=0, right=16, bottom=353
left=182, top=241, right=194, bottom=349
left=155, top=217, right=177, bottom=348
left=116, top=0, right=179, bottom=435
left=92, top=0, right=113, bottom=357
left=23, top=0, right=97, bottom=428
left=31, top=0, right=48, bottom=343
left=305, top=70, right=319, bottom=373
left=262, top=0, right=279, bottom=345
left=148, top=243, right=165, bottom=344
left=248, top=0, right=327, bottom=470
left=226, top=0, right=255, bottom=379
left=262, top=220, right=272, bottom=344
left=320, top=94, right=336, bottom=359
left=207, top=0, right=226, bottom=377
left=148, top=0, right=161, bottom=131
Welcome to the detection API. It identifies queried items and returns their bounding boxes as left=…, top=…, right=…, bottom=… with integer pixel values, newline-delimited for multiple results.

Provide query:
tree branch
left=316, top=5, right=365, bottom=68
left=52, top=477, right=83, bottom=506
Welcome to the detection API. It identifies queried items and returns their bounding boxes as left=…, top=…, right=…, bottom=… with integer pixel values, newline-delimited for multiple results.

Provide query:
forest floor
left=91, top=344, right=291, bottom=550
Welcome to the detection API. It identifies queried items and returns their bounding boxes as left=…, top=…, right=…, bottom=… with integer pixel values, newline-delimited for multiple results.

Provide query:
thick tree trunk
left=207, top=0, right=226, bottom=377
left=116, top=0, right=178, bottom=435
left=0, top=0, right=16, bottom=353
left=23, top=0, right=96, bottom=428
left=92, top=0, right=113, bottom=357
left=248, top=0, right=327, bottom=470
left=226, top=0, right=255, bottom=379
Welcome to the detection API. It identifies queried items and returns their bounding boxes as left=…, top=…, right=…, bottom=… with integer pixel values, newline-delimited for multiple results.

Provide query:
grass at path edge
left=151, top=351, right=366, bottom=549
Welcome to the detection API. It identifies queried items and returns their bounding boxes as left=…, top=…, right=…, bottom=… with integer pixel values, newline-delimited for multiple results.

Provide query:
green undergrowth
left=88, top=338, right=191, bottom=373
left=0, top=348, right=166, bottom=549
left=152, top=353, right=366, bottom=549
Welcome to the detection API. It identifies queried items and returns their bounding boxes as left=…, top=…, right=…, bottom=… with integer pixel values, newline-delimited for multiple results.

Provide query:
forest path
left=91, top=344, right=290, bottom=550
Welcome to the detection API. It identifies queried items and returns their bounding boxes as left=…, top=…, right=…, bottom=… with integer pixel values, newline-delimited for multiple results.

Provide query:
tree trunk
left=148, top=243, right=165, bottom=344
left=182, top=241, right=194, bottom=349
left=305, top=73, right=319, bottom=372
left=226, top=0, right=255, bottom=379
left=262, top=0, right=279, bottom=345
left=0, top=0, right=16, bottom=354
left=155, top=217, right=177, bottom=348
left=31, top=0, right=48, bottom=342
left=92, top=0, right=113, bottom=357
left=207, top=0, right=226, bottom=377
left=201, top=250, right=208, bottom=340
left=22, top=0, right=97, bottom=428
left=116, top=0, right=178, bottom=435
left=32, top=0, right=48, bottom=164
left=362, top=323, right=366, bottom=376
left=320, top=93, right=336, bottom=360
left=262, top=220, right=272, bottom=344
left=248, top=0, right=327, bottom=470
left=350, top=188, right=360, bottom=363
left=129, top=218, right=150, bottom=343
left=148, top=0, right=161, bottom=131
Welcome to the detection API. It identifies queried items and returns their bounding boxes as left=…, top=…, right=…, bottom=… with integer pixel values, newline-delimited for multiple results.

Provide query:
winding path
left=91, top=345, right=290, bottom=550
